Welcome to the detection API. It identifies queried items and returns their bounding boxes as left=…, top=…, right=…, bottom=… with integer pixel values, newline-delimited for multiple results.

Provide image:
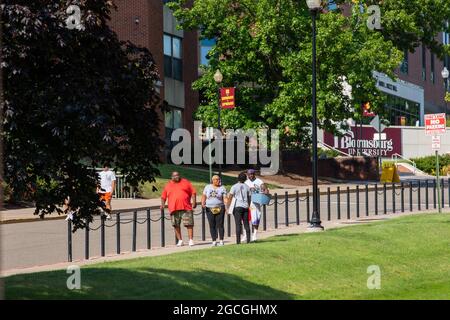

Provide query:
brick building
left=109, top=0, right=199, bottom=159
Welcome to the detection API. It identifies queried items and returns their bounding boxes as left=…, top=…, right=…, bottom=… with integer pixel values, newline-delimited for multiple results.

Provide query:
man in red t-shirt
left=161, top=171, right=197, bottom=247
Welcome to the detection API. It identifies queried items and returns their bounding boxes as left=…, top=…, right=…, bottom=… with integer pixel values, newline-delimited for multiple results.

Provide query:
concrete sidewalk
left=0, top=182, right=383, bottom=224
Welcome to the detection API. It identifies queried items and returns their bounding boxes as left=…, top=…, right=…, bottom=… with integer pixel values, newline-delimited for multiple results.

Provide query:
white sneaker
left=189, top=239, right=194, bottom=247
left=211, top=241, right=217, bottom=247
left=252, top=232, right=257, bottom=242
left=102, top=212, right=111, bottom=220
left=218, top=241, right=224, bottom=246
left=176, top=240, right=183, bottom=247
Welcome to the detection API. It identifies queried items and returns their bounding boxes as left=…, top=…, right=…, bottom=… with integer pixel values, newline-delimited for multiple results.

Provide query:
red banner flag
left=220, top=87, right=235, bottom=109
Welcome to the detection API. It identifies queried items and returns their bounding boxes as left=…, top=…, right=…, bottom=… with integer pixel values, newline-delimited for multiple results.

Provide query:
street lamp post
left=214, top=69, right=223, bottom=179
left=442, top=67, right=449, bottom=116
left=306, top=0, right=323, bottom=231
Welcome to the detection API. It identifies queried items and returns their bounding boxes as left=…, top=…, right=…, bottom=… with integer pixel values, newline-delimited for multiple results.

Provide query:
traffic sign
left=370, top=115, right=386, bottom=132
left=431, top=135, right=441, bottom=150
left=424, top=113, right=446, bottom=135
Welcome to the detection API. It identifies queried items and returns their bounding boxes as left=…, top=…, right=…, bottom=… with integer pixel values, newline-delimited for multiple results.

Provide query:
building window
left=400, top=50, right=408, bottom=74
left=384, top=94, right=420, bottom=127
left=165, top=107, right=183, bottom=150
left=421, top=45, right=426, bottom=81
left=164, top=34, right=183, bottom=81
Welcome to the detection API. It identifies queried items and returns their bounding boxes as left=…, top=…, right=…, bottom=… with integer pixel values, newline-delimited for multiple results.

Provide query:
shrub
left=411, top=155, right=450, bottom=175
left=441, top=165, right=450, bottom=176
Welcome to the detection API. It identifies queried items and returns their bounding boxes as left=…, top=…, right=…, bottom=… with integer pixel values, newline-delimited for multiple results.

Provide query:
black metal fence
left=67, top=178, right=450, bottom=262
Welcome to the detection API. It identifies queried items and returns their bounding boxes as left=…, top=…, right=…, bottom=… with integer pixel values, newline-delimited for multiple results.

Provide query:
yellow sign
left=380, top=166, right=400, bottom=183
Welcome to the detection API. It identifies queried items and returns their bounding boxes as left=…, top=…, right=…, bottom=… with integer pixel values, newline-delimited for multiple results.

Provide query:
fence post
left=409, top=182, right=413, bottom=212
left=116, top=212, right=121, bottom=254
left=418, top=180, right=421, bottom=211
left=296, top=190, right=300, bottom=225
left=161, top=208, right=165, bottom=248
left=356, top=185, right=360, bottom=218
left=346, top=186, right=350, bottom=219
left=327, top=187, right=331, bottom=221
left=85, top=221, right=90, bottom=260
left=67, top=220, right=72, bottom=262
left=132, top=211, right=137, bottom=252
left=285, top=191, right=289, bottom=227
left=448, top=178, right=450, bottom=208
left=274, top=193, right=278, bottom=229
left=374, top=184, right=378, bottom=215
left=433, top=179, right=437, bottom=209
left=364, top=184, right=368, bottom=217
left=100, top=215, right=105, bottom=257
left=146, top=209, right=151, bottom=250
left=392, top=183, right=396, bottom=214
left=441, top=178, right=445, bottom=208
left=401, top=182, right=405, bottom=213
left=227, top=214, right=231, bottom=238
left=383, top=183, right=387, bottom=215
left=337, top=187, right=341, bottom=220
left=306, top=189, right=310, bottom=223
left=426, top=180, right=429, bottom=209
left=263, top=204, right=267, bottom=231
left=202, top=207, right=206, bottom=241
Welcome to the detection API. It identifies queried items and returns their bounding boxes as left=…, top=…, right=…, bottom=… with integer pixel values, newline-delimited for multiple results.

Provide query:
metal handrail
left=318, top=140, right=351, bottom=157
left=391, top=153, right=417, bottom=174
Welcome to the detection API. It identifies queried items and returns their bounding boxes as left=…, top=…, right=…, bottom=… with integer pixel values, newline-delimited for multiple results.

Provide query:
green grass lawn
left=5, top=213, right=450, bottom=299
left=139, top=164, right=279, bottom=199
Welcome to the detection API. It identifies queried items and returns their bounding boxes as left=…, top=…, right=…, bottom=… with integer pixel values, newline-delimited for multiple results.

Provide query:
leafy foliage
left=169, top=0, right=450, bottom=149
left=169, top=0, right=405, bottom=150
left=411, top=155, right=450, bottom=175
left=2, top=0, right=164, bottom=229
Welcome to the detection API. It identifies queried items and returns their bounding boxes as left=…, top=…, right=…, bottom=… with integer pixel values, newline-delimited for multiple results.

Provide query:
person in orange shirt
left=161, top=171, right=197, bottom=247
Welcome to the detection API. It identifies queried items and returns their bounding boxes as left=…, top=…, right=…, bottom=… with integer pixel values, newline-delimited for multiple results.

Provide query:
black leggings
left=233, top=207, right=251, bottom=244
left=205, top=207, right=225, bottom=241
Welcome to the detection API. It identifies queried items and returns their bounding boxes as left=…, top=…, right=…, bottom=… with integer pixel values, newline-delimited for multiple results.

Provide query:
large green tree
left=2, top=0, right=164, bottom=229
left=169, top=0, right=449, bottom=150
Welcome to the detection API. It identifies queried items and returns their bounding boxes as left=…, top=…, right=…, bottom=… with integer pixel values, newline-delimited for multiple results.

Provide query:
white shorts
left=249, top=202, right=262, bottom=225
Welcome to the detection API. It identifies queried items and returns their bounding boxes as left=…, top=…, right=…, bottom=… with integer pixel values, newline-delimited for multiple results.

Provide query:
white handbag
left=227, top=197, right=237, bottom=215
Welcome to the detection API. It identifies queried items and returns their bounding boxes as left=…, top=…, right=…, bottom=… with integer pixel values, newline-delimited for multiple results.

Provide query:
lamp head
left=306, top=0, right=322, bottom=10
left=214, top=69, right=223, bottom=84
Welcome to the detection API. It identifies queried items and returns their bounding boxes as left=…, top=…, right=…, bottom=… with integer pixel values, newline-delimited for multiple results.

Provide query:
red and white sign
left=220, top=87, right=235, bottom=109
left=424, top=113, right=446, bottom=135
left=431, top=135, right=441, bottom=150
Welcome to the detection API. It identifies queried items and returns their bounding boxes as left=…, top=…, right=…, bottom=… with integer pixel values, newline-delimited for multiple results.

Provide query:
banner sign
left=324, top=126, right=402, bottom=157
left=424, top=113, right=446, bottom=136
left=220, top=87, right=235, bottom=109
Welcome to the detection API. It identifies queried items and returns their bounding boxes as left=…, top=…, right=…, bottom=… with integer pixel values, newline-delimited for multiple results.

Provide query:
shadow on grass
left=6, top=267, right=294, bottom=300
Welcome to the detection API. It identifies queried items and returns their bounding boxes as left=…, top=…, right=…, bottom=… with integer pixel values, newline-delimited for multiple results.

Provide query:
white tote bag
left=227, top=197, right=237, bottom=215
